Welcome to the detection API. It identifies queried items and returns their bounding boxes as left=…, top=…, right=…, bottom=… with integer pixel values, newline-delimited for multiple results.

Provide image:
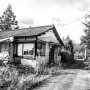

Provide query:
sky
left=0, top=0, right=90, bottom=43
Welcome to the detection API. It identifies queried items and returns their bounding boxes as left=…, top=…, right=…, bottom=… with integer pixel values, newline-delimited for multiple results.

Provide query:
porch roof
left=38, top=36, right=59, bottom=44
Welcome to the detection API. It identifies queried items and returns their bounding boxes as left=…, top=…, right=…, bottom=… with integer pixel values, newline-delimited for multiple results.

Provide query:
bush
left=0, top=65, right=19, bottom=90
left=15, top=75, right=36, bottom=90
left=49, top=66, right=61, bottom=75
left=0, top=64, right=52, bottom=90
left=60, top=51, right=74, bottom=66
left=16, top=65, right=36, bottom=75
left=37, top=63, right=49, bottom=75
left=36, top=62, right=62, bottom=75
left=0, top=64, right=37, bottom=90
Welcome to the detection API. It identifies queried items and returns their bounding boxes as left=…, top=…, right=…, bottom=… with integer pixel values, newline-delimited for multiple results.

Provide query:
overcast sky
left=0, top=0, right=90, bottom=43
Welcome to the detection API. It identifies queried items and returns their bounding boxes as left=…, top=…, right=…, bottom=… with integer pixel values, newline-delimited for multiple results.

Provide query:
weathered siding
left=0, top=43, right=9, bottom=60
left=38, top=30, right=59, bottom=43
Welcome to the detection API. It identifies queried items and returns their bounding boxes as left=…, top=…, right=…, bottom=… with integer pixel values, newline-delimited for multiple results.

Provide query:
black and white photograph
left=0, top=0, right=90, bottom=90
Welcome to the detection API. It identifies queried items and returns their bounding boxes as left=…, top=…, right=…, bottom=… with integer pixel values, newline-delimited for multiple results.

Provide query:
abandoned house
left=0, top=25, right=64, bottom=67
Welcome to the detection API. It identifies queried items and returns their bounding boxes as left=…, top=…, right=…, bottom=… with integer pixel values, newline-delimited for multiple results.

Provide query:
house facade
left=0, top=25, right=64, bottom=67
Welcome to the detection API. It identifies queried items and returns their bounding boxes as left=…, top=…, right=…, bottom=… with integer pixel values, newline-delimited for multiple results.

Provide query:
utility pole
left=85, top=45, right=87, bottom=60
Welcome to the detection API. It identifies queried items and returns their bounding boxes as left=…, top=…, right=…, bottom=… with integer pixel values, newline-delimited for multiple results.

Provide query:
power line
left=55, top=15, right=85, bottom=27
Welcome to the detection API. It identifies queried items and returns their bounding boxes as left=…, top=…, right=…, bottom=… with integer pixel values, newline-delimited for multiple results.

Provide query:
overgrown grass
left=16, top=64, right=36, bottom=75
left=0, top=64, right=52, bottom=90
left=0, top=65, right=19, bottom=90
left=37, top=62, right=62, bottom=75
left=0, top=58, right=63, bottom=90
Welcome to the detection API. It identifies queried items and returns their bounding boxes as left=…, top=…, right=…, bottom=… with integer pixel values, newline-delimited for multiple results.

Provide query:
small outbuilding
left=0, top=25, right=64, bottom=67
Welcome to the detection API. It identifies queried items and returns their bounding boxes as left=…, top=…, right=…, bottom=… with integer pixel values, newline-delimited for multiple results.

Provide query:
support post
left=9, top=42, right=14, bottom=63
left=35, top=36, right=37, bottom=59
left=45, top=42, right=49, bottom=63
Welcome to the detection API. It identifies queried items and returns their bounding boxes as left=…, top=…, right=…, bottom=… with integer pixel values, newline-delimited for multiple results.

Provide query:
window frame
left=16, top=42, right=35, bottom=59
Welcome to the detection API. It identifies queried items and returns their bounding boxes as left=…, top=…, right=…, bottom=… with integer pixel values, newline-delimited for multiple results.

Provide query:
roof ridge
left=17, top=24, right=54, bottom=30
left=0, top=24, right=54, bottom=32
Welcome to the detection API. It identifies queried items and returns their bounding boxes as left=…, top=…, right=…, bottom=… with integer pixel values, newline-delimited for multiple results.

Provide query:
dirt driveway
left=32, top=69, right=90, bottom=90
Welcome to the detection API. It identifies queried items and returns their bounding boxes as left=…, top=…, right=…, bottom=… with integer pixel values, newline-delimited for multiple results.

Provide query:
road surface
left=33, top=69, right=90, bottom=90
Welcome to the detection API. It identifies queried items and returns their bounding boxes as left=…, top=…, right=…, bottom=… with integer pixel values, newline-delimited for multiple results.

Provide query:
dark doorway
left=49, top=46, right=54, bottom=66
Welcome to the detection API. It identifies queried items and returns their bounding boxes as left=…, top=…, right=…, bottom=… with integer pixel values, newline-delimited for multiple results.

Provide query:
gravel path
left=32, top=69, right=90, bottom=90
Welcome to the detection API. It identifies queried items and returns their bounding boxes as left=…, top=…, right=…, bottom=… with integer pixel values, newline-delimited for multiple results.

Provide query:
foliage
left=36, top=61, right=50, bottom=75
left=80, top=35, right=87, bottom=44
left=0, top=65, right=19, bottom=90
left=61, top=36, right=74, bottom=66
left=0, top=58, right=64, bottom=90
left=60, top=51, right=74, bottom=66
left=74, top=52, right=85, bottom=59
left=73, top=43, right=84, bottom=52
left=0, top=64, right=37, bottom=90
left=63, top=35, right=74, bottom=53
left=0, top=4, right=19, bottom=31
left=16, top=65, right=36, bottom=75
left=73, top=43, right=85, bottom=59
left=0, top=64, right=50, bottom=90
left=36, top=61, right=62, bottom=75
left=80, top=12, right=90, bottom=49
left=81, top=30, right=90, bottom=48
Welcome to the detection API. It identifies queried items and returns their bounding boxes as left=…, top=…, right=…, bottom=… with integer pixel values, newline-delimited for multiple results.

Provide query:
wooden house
left=0, top=25, right=64, bottom=67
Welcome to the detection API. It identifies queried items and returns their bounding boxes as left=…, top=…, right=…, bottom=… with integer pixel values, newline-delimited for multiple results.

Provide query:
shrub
left=0, top=65, right=19, bottom=90
left=48, top=66, right=61, bottom=75
left=15, top=75, right=36, bottom=90
left=16, top=65, right=36, bottom=75
left=60, top=51, right=74, bottom=66
left=0, top=64, right=52, bottom=90
left=0, top=64, right=37, bottom=90
left=36, top=61, right=62, bottom=75
left=37, top=62, right=48, bottom=75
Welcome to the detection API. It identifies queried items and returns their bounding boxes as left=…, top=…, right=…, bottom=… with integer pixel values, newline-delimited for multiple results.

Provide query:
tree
left=63, top=35, right=74, bottom=53
left=0, top=4, right=19, bottom=31
left=80, top=12, right=90, bottom=49
left=61, top=36, right=74, bottom=65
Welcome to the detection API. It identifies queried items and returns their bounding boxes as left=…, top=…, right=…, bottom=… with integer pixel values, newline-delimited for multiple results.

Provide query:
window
left=23, top=44, right=34, bottom=56
left=17, top=43, right=35, bottom=59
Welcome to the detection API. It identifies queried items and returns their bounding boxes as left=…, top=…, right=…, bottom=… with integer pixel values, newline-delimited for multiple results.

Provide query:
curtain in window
left=18, top=44, right=23, bottom=56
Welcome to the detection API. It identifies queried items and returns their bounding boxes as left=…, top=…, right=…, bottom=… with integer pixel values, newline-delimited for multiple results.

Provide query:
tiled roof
left=0, top=25, right=53, bottom=39
left=0, top=25, right=64, bottom=45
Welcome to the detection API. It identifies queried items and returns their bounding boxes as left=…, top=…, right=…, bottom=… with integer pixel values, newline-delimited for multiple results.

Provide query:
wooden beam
left=9, top=42, right=14, bottom=63
left=35, top=36, right=37, bottom=59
